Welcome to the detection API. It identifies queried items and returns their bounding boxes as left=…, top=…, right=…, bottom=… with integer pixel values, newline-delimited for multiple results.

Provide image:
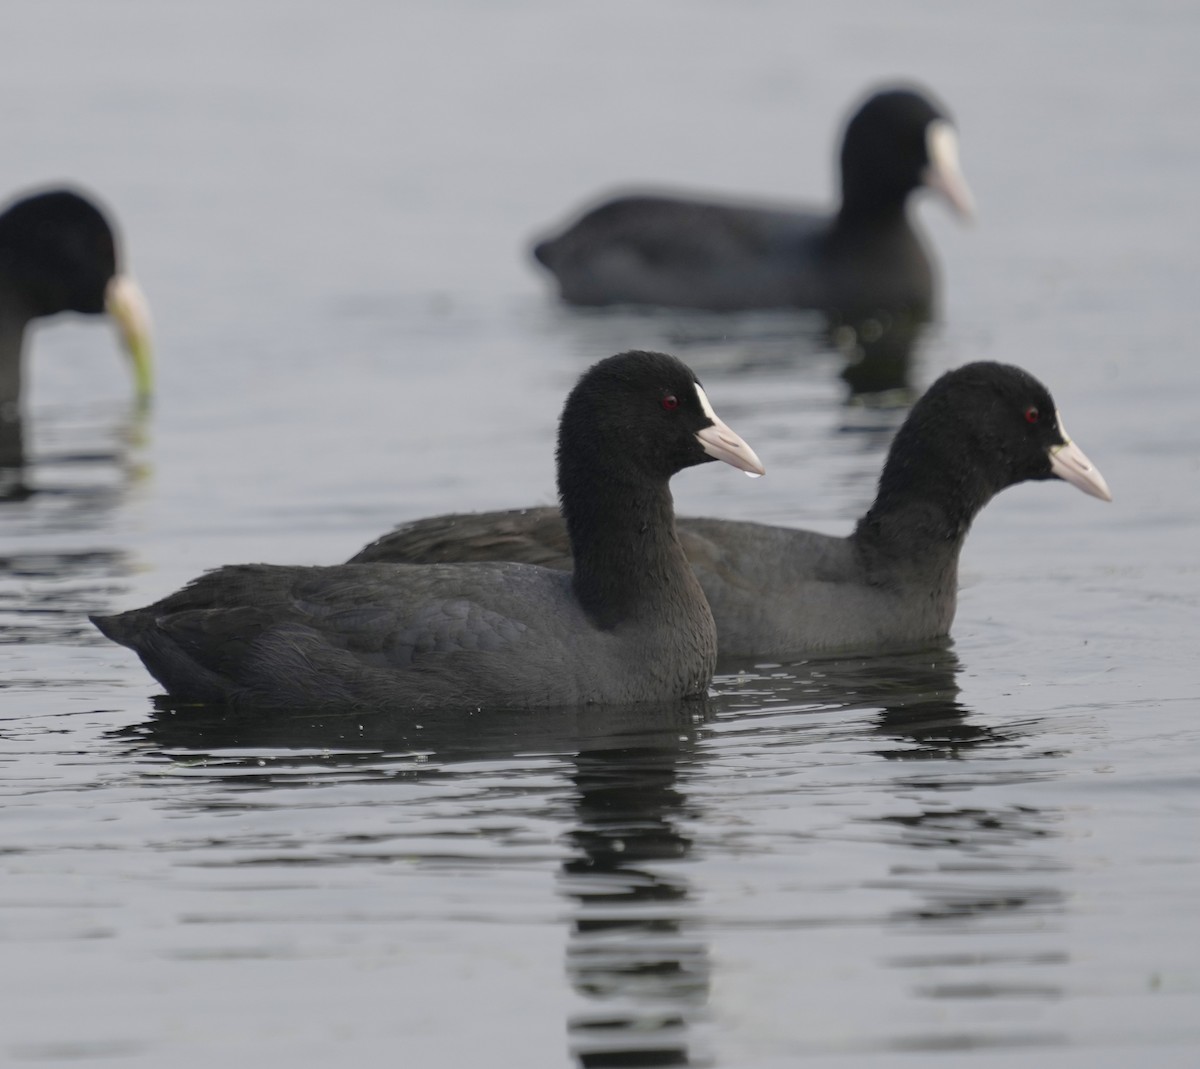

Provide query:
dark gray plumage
left=92, top=351, right=764, bottom=711
left=353, top=363, right=1111, bottom=661
left=531, top=86, right=974, bottom=317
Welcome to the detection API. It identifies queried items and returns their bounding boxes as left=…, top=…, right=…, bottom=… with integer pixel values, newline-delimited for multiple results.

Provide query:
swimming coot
left=531, top=85, right=973, bottom=318
left=353, top=363, right=1110, bottom=660
left=92, top=351, right=765, bottom=710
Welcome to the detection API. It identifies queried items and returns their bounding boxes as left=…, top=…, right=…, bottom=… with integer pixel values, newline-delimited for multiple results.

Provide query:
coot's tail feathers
left=90, top=611, right=131, bottom=645
left=532, top=237, right=556, bottom=268
left=91, top=609, right=242, bottom=706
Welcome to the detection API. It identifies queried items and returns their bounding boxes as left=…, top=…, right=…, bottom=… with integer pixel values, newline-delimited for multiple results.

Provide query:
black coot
left=92, top=351, right=765, bottom=710
left=0, top=187, right=153, bottom=415
left=531, top=85, right=973, bottom=318
left=353, top=363, right=1110, bottom=660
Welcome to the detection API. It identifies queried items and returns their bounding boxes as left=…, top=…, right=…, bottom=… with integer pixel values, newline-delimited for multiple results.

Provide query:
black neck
left=852, top=422, right=995, bottom=574
left=560, top=460, right=698, bottom=630
left=833, top=191, right=909, bottom=235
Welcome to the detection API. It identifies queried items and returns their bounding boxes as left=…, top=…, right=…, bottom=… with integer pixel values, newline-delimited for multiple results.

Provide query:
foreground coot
left=93, top=351, right=764, bottom=710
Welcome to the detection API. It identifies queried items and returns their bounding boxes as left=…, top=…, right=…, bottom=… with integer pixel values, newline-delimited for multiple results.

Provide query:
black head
left=879, top=361, right=1111, bottom=511
left=0, top=188, right=120, bottom=316
left=556, top=350, right=763, bottom=487
left=839, top=86, right=972, bottom=218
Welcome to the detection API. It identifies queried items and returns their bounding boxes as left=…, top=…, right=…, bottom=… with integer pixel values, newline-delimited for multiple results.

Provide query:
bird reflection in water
left=659, top=306, right=928, bottom=403
left=718, top=643, right=1068, bottom=1050
left=114, top=641, right=1067, bottom=1061
left=116, top=697, right=712, bottom=1068
left=532, top=234, right=933, bottom=413
left=831, top=308, right=928, bottom=402
left=0, top=397, right=150, bottom=504
left=562, top=732, right=708, bottom=1068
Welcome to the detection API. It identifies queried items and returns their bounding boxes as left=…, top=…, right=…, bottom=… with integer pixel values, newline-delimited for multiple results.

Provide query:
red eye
left=661, top=394, right=679, bottom=411
left=1024, top=406, right=1040, bottom=424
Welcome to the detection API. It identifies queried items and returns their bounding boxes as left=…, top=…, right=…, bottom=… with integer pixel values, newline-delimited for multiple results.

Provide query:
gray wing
left=350, top=508, right=571, bottom=568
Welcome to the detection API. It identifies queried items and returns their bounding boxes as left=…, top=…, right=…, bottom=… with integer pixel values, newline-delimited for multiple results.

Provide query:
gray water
left=2, top=2, right=1199, bottom=1066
